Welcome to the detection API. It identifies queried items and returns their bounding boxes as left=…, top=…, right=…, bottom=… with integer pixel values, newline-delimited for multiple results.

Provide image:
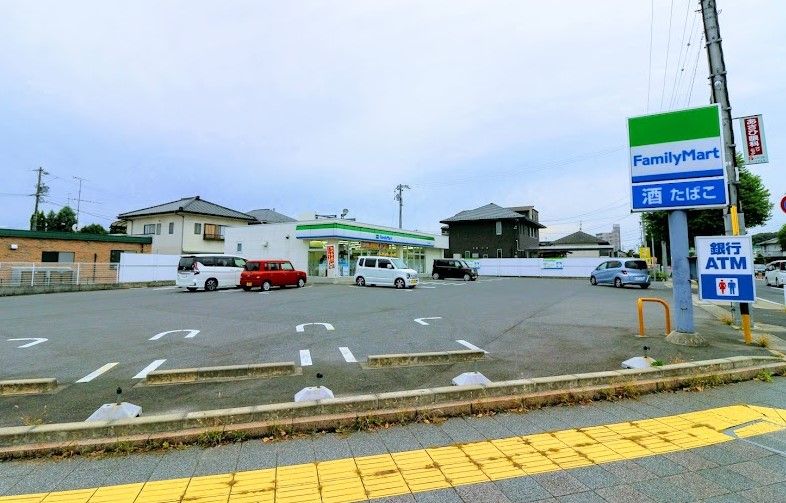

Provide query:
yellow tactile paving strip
left=2, top=404, right=785, bottom=503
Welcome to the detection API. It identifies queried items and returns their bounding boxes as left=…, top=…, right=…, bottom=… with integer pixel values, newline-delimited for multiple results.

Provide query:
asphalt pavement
left=0, top=278, right=773, bottom=426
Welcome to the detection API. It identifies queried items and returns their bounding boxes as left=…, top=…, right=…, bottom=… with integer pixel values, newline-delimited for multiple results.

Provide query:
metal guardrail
left=636, top=297, right=672, bottom=337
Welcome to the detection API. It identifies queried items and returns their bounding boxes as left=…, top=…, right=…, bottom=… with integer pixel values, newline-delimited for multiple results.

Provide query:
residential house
left=539, top=231, right=614, bottom=258
left=0, top=228, right=151, bottom=263
left=118, top=196, right=256, bottom=255
left=440, top=203, right=545, bottom=258
left=754, top=237, right=784, bottom=261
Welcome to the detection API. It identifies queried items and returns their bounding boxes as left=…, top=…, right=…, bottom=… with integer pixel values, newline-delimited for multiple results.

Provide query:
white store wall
left=224, top=223, right=309, bottom=272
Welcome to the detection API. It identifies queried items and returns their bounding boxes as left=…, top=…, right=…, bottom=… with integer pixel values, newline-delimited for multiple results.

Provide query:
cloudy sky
left=1, top=0, right=784, bottom=250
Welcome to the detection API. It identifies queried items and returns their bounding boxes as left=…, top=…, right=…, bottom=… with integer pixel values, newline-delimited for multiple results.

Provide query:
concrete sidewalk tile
left=692, top=441, right=772, bottom=466
left=738, top=481, right=786, bottom=501
left=101, top=453, right=163, bottom=486
left=494, top=477, right=552, bottom=502
left=726, top=460, right=786, bottom=485
left=0, top=477, right=18, bottom=496
left=438, top=418, right=486, bottom=444
left=697, top=466, right=759, bottom=492
left=633, top=455, right=687, bottom=477
left=147, top=448, right=200, bottom=481
left=567, top=465, right=622, bottom=489
left=52, top=458, right=123, bottom=491
left=193, top=442, right=241, bottom=476
left=347, top=431, right=388, bottom=457
left=632, top=477, right=692, bottom=503
left=0, top=461, right=37, bottom=479
left=699, top=494, right=751, bottom=503
left=454, top=482, right=512, bottom=502
left=377, top=427, right=423, bottom=453
left=663, top=450, right=720, bottom=471
left=556, top=491, right=606, bottom=503
left=664, top=472, right=731, bottom=501
left=530, top=471, right=589, bottom=497
left=601, top=460, right=658, bottom=484
left=759, top=453, right=786, bottom=477
left=236, top=440, right=277, bottom=471
left=593, top=484, right=655, bottom=503
left=370, top=494, right=417, bottom=502
left=275, top=438, right=315, bottom=466
left=490, top=413, right=543, bottom=435
left=464, top=415, right=515, bottom=440
left=311, top=433, right=353, bottom=461
left=412, top=487, right=463, bottom=502
left=5, top=458, right=83, bottom=495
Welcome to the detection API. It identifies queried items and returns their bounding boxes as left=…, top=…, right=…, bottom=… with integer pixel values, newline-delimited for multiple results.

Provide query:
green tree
left=48, top=206, right=77, bottom=232
left=44, top=210, right=58, bottom=231
left=79, top=223, right=108, bottom=234
left=642, top=155, right=772, bottom=263
left=778, top=224, right=786, bottom=250
left=29, top=210, right=46, bottom=231
left=752, top=232, right=777, bottom=245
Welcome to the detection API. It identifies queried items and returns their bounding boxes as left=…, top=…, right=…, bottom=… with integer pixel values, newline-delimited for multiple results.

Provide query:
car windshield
left=390, top=258, right=408, bottom=269
left=625, top=260, right=648, bottom=270
left=177, top=257, right=195, bottom=271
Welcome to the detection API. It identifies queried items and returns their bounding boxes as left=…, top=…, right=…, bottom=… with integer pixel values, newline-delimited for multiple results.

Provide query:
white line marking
left=296, top=323, right=335, bottom=333
left=456, top=340, right=488, bottom=354
left=757, top=297, right=783, bottom=305
left=133, top=359, right=166, bottom=379
left=339, top=347, right=357, bottom=363
left=259, top=292, right=270, bottom=295
left=7, top=338, right=48, bottom=348
left=419, top=286, right=436, bottom=289
left=76, top=362, right=118, bottom=383
left=300, top=350, right=312, bottom=366
left=149, top=329, right=200, bottom=341
left=414, top=316, right=442, bottom=326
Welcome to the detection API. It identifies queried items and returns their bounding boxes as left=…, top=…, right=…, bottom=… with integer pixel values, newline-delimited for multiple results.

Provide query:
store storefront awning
left=295, top=221, right=436, bottom=247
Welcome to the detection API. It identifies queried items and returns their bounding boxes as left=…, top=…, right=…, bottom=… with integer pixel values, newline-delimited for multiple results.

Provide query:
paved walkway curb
left=145, top=362, right=297, bottom=385
left=0, top=378, right=57, bottom=396
left=366, top=349, right=485, bottom=368
left=1, top=355, right=783, bottom=459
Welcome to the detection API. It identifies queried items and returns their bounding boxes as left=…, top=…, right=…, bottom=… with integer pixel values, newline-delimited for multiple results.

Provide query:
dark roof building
left=440, top=203, right=545, bottom=259
left=539, top=230, right=614, bottom=258
left=246, top=209, right=296, bottom=224
left=118, top=196, right=255, bottom=221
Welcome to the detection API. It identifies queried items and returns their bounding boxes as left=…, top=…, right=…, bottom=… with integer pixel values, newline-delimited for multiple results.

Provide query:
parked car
left=764, top=260, right=786, bottom=287
left=354, top=256, right=418, bottom=289
left=432, top=259, right=477, bottom=281
left=241, top=259, right=307, bottom=291
left=590, top=259, right=650, bottom=289
left=176, top=254, right=247, bottom=291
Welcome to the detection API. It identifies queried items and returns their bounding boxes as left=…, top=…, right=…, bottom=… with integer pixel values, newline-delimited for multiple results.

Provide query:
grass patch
left=755, top=335, right=771, bottom=348
left=651, top=359, right=665, bottom=367
left=756, top=370, right=773, bottom=383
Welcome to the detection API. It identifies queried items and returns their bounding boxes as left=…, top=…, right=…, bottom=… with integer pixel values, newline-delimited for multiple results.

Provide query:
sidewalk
left=2, top=378, right=785, bottom=502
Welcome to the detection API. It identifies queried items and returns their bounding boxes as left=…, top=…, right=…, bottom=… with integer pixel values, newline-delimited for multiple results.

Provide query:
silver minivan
left=354, top=256, right=418, bottom=289
left=176, top=254, right=246, bottom=291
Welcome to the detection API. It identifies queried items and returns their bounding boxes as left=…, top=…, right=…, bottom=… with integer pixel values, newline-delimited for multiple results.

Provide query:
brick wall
left=0, top=237, right=150, bottom=263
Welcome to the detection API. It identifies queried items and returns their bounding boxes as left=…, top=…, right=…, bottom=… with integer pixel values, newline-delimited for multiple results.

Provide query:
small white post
left=30, top=264, right=35, bottom=286
left=76, top=263, right=81, bottom=285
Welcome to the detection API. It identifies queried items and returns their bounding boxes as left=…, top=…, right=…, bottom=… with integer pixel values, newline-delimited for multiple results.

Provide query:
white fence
left=0, top=262, right=119, bottom=287
left=117, top=253, right=179, bottom=283
left=473, top=258, right=607, bottom=278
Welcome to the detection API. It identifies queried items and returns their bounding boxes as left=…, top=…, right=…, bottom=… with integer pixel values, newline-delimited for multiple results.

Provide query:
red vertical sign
left=739, top=115, right=768, bottom=164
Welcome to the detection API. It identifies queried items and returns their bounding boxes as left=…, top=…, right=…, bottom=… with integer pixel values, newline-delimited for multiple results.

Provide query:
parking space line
left=757, top=297, right=783, bottom=305
left=339, top=347, right=357, bottom=363
left=300, top=349, right=312, bottom=366
left=76, top=362, right=118, bottom=383
left=132, top=359, right=167, bottom=379
left=456, top=339, right=488, bottom=354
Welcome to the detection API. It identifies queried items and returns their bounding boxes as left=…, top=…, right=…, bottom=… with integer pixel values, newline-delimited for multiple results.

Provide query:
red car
left=241, top=259, right=307, bottom=291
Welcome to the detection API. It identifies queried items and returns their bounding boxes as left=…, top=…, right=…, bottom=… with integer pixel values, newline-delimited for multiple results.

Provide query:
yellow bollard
left=637, top=298, right=672, bottom=337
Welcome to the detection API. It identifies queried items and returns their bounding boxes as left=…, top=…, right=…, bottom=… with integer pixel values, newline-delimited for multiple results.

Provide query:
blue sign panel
left=695, top=235, right=755, bottom=303
left=632, top=178, right=727, bottom=211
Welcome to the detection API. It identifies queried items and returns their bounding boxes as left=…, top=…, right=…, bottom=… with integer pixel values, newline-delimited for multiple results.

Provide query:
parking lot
left=0, top=277, right=772, bottom=426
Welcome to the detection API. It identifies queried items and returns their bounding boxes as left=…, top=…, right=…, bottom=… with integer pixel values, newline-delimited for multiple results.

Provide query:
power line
left=646, top=0, right=655, bottom=112
left=686, top=33, right=705, bottom=105
left=659, top=0, right=676, bottom=110
left=668, top=5, right=697, bottom=109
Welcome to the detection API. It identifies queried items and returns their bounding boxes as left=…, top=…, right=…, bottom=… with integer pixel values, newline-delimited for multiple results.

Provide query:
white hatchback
left=764, top=260, right=786, bottom=287
left=176, top=254, right=246, bottom=291
left=354, top=256, right=418, bottom=289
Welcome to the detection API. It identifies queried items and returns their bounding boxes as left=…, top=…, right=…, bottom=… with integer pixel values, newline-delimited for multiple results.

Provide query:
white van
left=176, top=254, right=247, bottom=291
left=764, top=260, right=786, bottom=287
left=354, top=256, right=418, bottom=289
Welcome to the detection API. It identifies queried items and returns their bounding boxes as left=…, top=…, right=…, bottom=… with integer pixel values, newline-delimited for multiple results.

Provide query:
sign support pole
left=668, top=210, right=694, bottom=333
left=701, top=0, right=752, bottom=344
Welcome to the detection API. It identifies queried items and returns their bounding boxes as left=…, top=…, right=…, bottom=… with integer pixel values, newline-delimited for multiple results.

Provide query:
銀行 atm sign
left=695, top=235, right=755, bottom=303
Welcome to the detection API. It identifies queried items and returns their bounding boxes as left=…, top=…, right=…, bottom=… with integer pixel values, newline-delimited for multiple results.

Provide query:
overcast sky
left=1, top=1, right=784, bottom=250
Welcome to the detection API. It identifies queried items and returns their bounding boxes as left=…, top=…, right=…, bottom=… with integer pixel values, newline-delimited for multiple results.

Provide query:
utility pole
left=73, top=176, right=86, bottom=230
left=394, top=184, right=410, bottom=229
left=700, top=0, right=752, bottom=343
left=30, top=167, right=49, bottom=231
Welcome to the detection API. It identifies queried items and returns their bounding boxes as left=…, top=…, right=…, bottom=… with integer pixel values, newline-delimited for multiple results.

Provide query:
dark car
left=432, top=259, right=478, bottom=281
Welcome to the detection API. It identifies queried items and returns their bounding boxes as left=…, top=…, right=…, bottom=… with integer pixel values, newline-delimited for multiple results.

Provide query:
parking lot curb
left=0, top=378, right=58, bottom=396
left=0, top=355, right=784, bottom=458
left=144, top=362, right=298, bottom=385
left=366, top=350, right=485, bottom=368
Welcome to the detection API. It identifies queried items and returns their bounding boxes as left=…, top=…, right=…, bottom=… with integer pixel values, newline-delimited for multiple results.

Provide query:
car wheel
left=590, top=276, right=597, bottom=286
left=242, top=285, right=251, bottom=291
left=432, top=272, right=440, bottom=280
left=262, top=281, right=271, bottom=292
left=614, top=277, right=622, bottom=288
left=356, top=276, right=366, bottom=287
left=640, top=284, right=650, bottom=289
left=394, top=278, right=405, bottom=289
left=204, top=278, right=218, bottom=292
left=297, top=278, right=305, bottom=288
left=463, top=273, right=471, bottom=281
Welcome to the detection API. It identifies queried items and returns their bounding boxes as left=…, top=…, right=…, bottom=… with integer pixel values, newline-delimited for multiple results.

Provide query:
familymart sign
left=629, top=105, right=728, bottom=211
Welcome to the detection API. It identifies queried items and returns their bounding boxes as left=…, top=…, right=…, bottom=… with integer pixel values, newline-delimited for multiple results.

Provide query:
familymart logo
left=632, top=147, right=720, bottom=167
